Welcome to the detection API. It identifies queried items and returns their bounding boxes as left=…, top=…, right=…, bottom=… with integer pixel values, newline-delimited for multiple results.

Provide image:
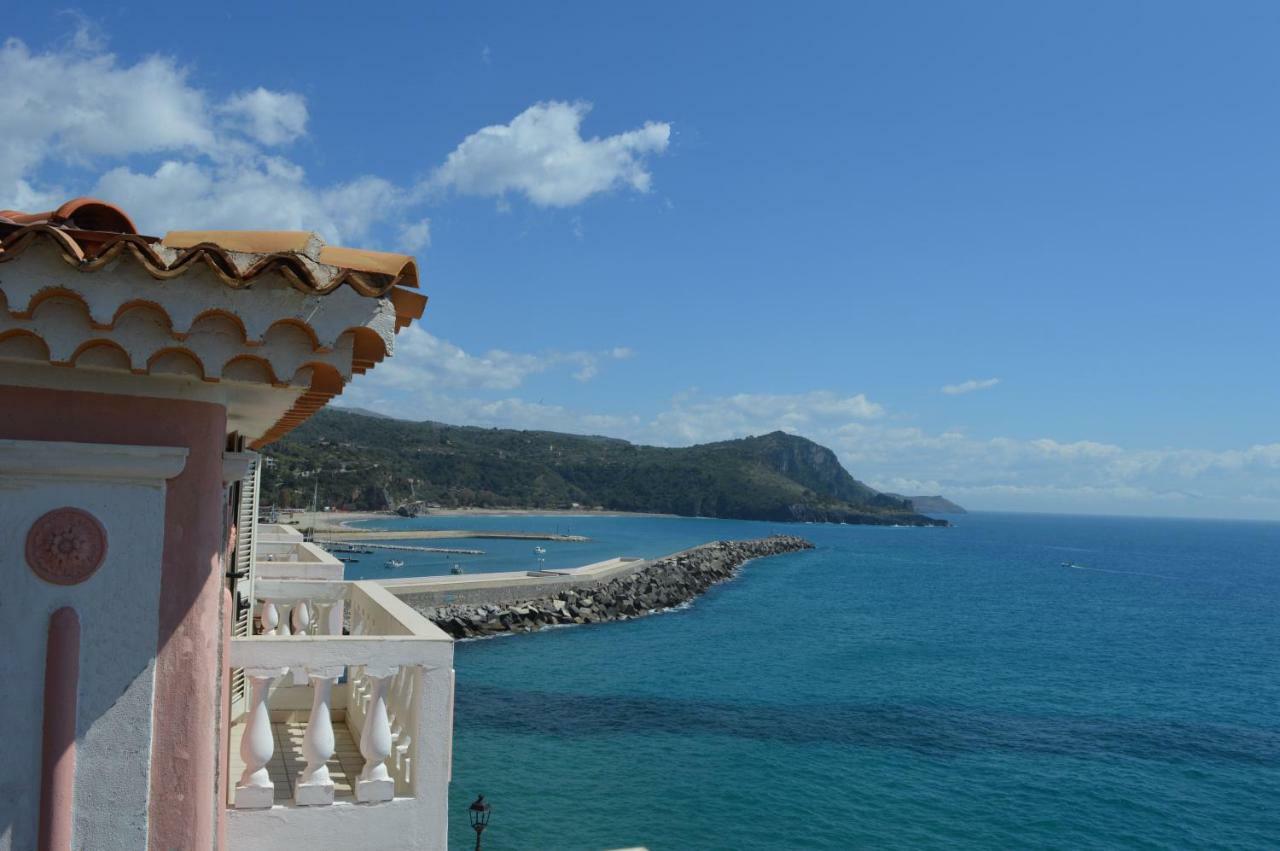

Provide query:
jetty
left=379, top=556, right=647, bottom=605
left=322, top=529, right=588, bottom=542
left=319, top=539, right=484, bottom=555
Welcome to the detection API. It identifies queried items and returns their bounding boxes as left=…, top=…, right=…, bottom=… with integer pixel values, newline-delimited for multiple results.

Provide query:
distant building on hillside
left=0, top=198, right=453, bottom=850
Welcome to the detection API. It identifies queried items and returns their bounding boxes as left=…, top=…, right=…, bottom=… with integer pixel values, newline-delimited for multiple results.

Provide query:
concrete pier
left=378, top=557, right=648, bottom=607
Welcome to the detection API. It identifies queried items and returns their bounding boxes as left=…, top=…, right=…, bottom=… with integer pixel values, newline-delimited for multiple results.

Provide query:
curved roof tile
left=0, top=199, right=426, bottom=325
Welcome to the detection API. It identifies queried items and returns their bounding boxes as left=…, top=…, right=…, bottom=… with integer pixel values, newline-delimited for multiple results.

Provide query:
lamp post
left=468, top=794, right=492, bottom=851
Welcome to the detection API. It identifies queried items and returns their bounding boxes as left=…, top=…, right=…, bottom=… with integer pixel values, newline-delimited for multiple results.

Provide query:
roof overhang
left=0, top=200, right=428, bottom=447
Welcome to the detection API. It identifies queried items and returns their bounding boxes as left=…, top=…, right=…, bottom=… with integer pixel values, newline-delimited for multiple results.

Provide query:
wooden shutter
left=229, top=452, right=261, bottom=715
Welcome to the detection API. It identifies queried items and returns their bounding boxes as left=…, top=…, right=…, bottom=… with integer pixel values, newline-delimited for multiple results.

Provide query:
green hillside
left=260, top=409, right=947, bottom=527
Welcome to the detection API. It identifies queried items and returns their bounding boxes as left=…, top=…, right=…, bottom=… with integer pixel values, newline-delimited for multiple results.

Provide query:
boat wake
left=1062, top=562, right=1178, bottom=580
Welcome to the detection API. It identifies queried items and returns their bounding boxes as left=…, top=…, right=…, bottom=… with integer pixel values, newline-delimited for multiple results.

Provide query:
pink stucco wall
left=0, top=384, right=228, bottom=851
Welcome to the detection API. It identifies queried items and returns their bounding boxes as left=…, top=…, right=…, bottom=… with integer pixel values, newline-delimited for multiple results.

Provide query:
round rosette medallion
left=26, top=507, right=108, bottom=586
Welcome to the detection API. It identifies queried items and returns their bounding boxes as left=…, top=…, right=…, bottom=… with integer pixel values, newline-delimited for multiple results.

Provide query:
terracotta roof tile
left=0, top=198, right=425, bottom=326
left=0, top=197, right=138, bottom=234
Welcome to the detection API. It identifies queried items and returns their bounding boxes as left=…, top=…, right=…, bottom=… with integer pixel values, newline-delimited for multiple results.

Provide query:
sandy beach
left=280, top=506, right=673, bottom=533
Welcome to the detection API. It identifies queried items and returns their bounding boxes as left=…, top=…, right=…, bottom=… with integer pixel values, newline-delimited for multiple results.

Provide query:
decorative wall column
left=38, top=607, right=80, bottom=851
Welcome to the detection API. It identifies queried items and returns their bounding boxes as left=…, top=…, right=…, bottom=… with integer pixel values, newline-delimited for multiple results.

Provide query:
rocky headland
left=408, top=535, right=814, bottom=640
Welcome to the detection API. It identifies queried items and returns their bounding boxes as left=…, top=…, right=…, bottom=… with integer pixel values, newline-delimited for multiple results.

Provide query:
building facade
left=0, top=199, right=453, bottom=850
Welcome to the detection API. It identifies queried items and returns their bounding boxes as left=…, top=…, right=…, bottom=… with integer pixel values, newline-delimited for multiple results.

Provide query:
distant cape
left=886, top=494, right=967, bottom=515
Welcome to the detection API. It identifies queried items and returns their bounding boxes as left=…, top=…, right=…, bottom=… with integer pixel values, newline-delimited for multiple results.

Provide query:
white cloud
left=92, top=160, right=402, bottom=244
left=398, top=218, right=432, bottom=251
left=340, top=374, right=1280, bottom=519
left=220, top=87, right=308, bottom=145
left=0, top=35, right=212, bottom=204
left=355, top=327, right=633, bottom=393
left=645, top=390, right=884, bottom=445
left=429, top=101, right=671, bottom=207
left=942, top=377, right=1001, bottom=395
left=0, top=34, right=670, bottom=242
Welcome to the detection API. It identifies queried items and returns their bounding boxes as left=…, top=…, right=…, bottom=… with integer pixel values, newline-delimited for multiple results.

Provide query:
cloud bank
left=0, top=33, right=671, bottom=243
left=339, top=337, right=1280, bottom=519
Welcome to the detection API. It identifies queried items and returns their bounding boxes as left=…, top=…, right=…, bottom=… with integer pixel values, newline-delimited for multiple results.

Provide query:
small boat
left=384, top=559, right=405, bottom=569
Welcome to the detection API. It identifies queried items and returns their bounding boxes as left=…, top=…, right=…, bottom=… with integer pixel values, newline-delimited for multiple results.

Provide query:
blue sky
left=5, top=2, right=1280, bottom=518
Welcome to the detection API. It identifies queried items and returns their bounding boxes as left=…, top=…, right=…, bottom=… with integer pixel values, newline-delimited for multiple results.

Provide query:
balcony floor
left=228, top=714, right=364, bottom=806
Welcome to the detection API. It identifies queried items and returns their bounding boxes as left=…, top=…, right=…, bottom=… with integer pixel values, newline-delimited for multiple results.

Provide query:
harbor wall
left=399, top=536, right=813, bottom=640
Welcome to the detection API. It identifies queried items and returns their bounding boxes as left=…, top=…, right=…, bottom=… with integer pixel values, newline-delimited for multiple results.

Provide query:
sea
left=345, top=511, right=1280, bottom=850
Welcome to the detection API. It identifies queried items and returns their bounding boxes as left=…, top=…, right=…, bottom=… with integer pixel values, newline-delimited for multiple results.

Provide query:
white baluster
left=385, top=670, right=404, bottom=783
left=290, top=600, right=312, bottom=685
left=347, top=666, right=366, bottom=732
left=356, top=666, right=397, bottom=803
left=277, top=601, right=293, bottom=637
left=387, top=668, right=405, bottom=739
left=296, top=666, right=343, bottom=806
left=312, top=601, right=334, bottom=636
left=392, top=669, right=417, bottom=793
left=328, top=598, right=345, bottom=636
left=235, top=667, right=284, bottom=808
left=292, top=600, right=311, bottom=634
left=260, top=600, right=279, bottom=636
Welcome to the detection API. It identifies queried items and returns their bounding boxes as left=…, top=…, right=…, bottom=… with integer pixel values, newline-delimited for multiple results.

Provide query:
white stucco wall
left=0, top=440, right=187, bottom=851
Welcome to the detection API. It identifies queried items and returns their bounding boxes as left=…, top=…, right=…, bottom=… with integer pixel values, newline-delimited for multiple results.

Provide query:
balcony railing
left=226, top=578, right=454, bottom=851
left=255, top=525, right=345, bottom=580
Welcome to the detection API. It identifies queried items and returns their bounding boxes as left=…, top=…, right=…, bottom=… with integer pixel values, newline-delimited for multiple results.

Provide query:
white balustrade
left=229, top=579, right=453, bottom=833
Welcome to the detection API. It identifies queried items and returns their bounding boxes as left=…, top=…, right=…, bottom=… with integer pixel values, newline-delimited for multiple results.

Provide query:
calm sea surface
left=350, top=512, right=1280, bottom=850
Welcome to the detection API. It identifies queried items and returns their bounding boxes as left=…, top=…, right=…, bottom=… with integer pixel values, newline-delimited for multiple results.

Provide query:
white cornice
left=0, top=439, right=189, bottom=483
left=223, top=450, right=257, bottom=486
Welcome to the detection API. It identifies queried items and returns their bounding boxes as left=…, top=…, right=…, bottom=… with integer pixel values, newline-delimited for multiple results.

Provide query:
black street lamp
left=468, top=794, right=492, bottom=851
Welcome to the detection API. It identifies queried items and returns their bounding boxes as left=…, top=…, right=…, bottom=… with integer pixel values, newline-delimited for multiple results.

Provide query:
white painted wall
left=0, top=440, right=187, bottom=851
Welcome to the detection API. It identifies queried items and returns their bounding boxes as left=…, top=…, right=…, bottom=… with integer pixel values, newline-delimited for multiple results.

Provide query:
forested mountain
left=261, top=409, right=947, bottom=527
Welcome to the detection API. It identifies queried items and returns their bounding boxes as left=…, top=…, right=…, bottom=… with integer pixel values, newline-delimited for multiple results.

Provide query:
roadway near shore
left=322, top=529, right=589, bottom=542
left=281, top=510, right=589, bottom=541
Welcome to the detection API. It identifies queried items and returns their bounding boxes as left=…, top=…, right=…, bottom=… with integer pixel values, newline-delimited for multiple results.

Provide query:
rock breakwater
left=413, top=535, right=813, bottom=640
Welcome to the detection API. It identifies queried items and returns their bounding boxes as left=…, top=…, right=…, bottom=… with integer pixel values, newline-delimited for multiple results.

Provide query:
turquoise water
left=377, top=512, right=1280, bottom=850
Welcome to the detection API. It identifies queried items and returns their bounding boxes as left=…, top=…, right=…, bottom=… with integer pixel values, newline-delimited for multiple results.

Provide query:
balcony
left=226, top=575, right=454, bottom=851
left=255, top=524, right=345, bottom=580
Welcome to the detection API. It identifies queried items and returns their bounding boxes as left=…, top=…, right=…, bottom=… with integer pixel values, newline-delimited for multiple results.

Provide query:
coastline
left=281, top=506, right=677, bottom=533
